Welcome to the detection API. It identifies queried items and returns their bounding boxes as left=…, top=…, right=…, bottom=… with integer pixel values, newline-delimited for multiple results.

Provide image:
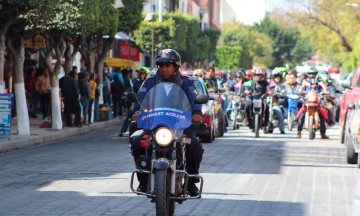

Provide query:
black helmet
left=235, top=68, right=245, bottom=78
left=307, top=67, right=318, bottom=75
left=155, top=49, right=181, bottom=67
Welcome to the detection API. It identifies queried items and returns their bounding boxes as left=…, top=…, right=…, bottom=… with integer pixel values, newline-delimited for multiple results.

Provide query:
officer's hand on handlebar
left=131, top=111, right=140, bottom=121
left=192, top=114, right=202, bottom=123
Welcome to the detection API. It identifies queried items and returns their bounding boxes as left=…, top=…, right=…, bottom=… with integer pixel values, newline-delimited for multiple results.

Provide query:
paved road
left=0, top=124, right=359, bottom=216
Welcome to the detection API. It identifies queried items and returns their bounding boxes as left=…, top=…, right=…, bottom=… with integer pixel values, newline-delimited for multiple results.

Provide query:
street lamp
left=145, top=12, right=155, bottom=71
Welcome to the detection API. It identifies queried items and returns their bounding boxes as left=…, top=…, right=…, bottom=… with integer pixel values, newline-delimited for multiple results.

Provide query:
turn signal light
left=140, top=139, right=149, bottom=147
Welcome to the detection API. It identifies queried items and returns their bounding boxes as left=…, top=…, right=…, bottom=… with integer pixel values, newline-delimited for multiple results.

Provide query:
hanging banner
left=0, top=94, right=12, bottom=140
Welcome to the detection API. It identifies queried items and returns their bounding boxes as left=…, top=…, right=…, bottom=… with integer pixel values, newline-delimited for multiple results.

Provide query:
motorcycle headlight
left=233, top=95, right=241, bottom=103
left=155, top=127, right=173, bottom=146
left=308, top=95, right=317, bottom=103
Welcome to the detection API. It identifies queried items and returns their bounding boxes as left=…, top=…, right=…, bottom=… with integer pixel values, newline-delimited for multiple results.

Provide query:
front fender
left=153, top=158, right=170, bottom=170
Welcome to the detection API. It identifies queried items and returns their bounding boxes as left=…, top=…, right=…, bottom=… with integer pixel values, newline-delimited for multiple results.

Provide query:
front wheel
left=308, top=116, right=315, bottom=140
left=255, top=114, right=260, bottom=138
left=346, top=129, right=358, bottom=164
left=233, top=110, right=238, bottom=130
left=155, top=170, right=174, bottom=216
left=288, top=112, right=295, bottom=131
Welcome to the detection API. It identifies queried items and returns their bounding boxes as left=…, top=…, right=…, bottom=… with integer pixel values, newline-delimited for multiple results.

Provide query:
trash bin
left=99, top=105, right=113, bottom=121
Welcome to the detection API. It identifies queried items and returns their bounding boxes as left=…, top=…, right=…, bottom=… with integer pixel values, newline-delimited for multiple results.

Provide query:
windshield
left=137, top=82, right=192, bottom=136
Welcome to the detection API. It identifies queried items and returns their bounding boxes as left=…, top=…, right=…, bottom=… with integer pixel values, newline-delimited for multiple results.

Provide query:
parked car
left=339, top=68, right=360, bottom=144
left=190, top=76, right=216, bottom=143
left=344, top=99, right=360, bottom=166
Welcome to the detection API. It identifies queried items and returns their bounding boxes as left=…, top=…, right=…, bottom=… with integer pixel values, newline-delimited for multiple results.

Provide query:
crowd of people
left=23, top=65, right=150, bottom=129
left=189, top=65, right=339, bottom=139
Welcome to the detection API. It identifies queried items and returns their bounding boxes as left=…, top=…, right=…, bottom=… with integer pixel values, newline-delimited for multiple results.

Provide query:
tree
left=290, top=36, right=312, bottom=64
left=213, top=46, right=243, bottom=70
left=218, top=22, right=274, bottom=68
left=79, top=0, right=143, bottom=105
left=134, top=19, right=176, bottom=56
left=20, top=0, right=83, bottom=130
left=253, top=15, right=301, bottom=67
left=134, top=12, right=220, bottom=67
left=0, top=0, right=40, bottom=93
left=290, top=0, right=360, bottom=70
left=1, top=0, right=49, bottom=135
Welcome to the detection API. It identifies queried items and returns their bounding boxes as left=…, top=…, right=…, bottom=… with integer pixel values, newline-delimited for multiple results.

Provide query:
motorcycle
left=252, top=94, right=268, bottom=138
left=286, top=93, right=300, bottom=131
left=320, top=92, right=336, bottom=125
left=129, top=82, right=207, bottom=216
left=232, top=94, right=247, bottom=130
left=304, top=90, right=320, bottom=140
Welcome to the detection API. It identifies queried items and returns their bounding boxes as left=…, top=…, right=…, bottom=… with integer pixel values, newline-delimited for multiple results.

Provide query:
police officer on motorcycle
left=297, top=67, right=334, bottom=139
left=131, top=49, right=203, bottom=197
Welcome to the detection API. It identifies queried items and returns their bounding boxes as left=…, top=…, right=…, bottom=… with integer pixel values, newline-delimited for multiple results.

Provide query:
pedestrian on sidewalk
left=35, top=67, right=51, bottom=121
left=88, top=73, right=97, bottom=124
left=93, top=75, right=100, bottom=122
left=78, top=71, right=91, bottom=125
left=111, top=75, right=124, bottom=118
left=121, top=69, right=134, bottom=114
left=59, top=71, right=82, bottom=127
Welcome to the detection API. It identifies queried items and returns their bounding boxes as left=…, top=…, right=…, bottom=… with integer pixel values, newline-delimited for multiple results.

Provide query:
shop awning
left=105, top=58, right=138, bottom=68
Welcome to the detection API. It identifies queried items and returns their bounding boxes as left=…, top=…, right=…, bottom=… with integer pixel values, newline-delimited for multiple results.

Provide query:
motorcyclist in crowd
left=297, top=71, right=308, bottom=85
left=204, top=67, right=221, bottom=93
left=283, top=69, right=303, bottom=110
left=316, top=70, right=338, bottom=124
left=131, top=49, right=204, bottom=197
left=296, top=67, right=334, bottom=139
left=226, top=69, right=246, bottom=119
left=132, top=67, right=149, bottom=93
left=119, top=67, right=150, bottom=137
left=268, top=69, right=286, bottom=134
left=244, top=67, right=270, bottom=130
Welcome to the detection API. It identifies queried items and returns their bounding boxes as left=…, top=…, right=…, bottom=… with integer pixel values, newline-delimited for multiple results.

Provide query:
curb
left=0, top=118, right=124, bottom=153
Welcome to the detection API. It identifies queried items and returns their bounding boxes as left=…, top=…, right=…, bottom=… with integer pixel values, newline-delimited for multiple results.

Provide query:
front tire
left=340, top=110, right=348, bottom=144
left=255, top=114, right=260, bottom=138
left=155, top=170, right=174, bottom=216
left=233, top=110, right=238, bottom=130
left=346, top=129, right=358, bottom=164
left=288, top=112, right=295, bottom=131
left=308, top=116, right=315, bottom=140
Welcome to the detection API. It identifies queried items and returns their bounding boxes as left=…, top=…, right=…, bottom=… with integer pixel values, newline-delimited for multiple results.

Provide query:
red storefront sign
left=119, top=41, right=140, bottom=62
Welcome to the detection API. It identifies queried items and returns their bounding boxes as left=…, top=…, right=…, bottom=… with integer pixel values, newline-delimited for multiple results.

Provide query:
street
left=0, top=124, right=359, bottom=216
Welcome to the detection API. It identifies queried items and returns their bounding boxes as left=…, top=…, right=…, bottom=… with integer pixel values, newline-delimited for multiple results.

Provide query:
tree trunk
left=7, top=38, right=30, bottom=135
left=43, top=32, right=64, bottom=130
left=0, top=35, right=5, bottom=93
left=64, top=41, right=74, bottom=75
left=86, top=50, right=95, bottom=74
left=81, top=37, right=96, bottom=74
left=95, top=37, right=113, bottom=104
left=49, top=73, right=62, bottom=130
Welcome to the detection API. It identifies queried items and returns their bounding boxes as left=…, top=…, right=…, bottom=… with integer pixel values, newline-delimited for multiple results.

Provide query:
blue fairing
left=138, top=108, right=192, bottom=131
left=137, top=82, right=192, bottom=138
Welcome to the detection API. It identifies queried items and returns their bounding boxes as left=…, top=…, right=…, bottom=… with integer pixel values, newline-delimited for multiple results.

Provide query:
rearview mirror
left=195, top=94, right=209, bottom=104
left=127, top=92, right=138, bottom=102
left=342, top=81, right=352, bottom=89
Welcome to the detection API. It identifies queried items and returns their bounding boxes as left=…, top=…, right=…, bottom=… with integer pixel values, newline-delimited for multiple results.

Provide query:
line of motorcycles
left=126, top=82, right=341, bottom=216
left=229, top=88, right=337, bottom=139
